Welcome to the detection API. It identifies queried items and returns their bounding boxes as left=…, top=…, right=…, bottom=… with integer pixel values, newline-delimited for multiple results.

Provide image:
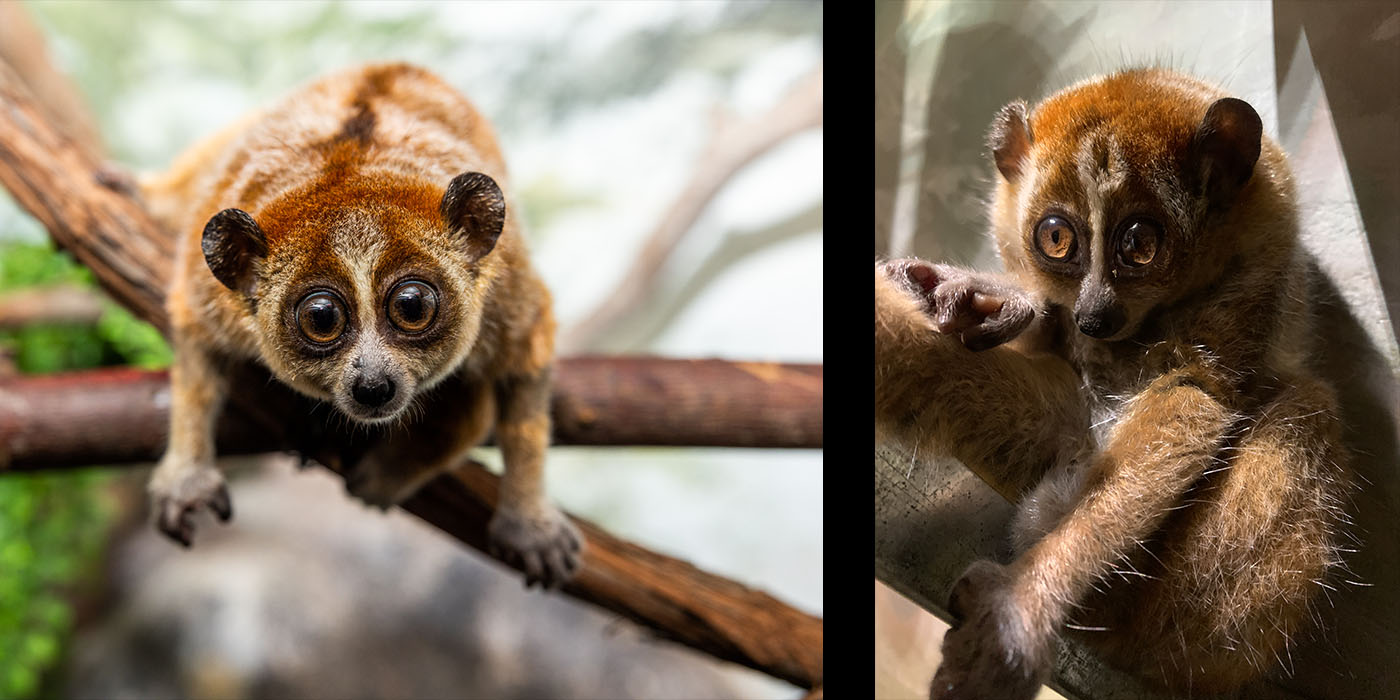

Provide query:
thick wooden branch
left=0, top=284, right=106, bottom=329
left=409, top=459, right=822, bottom=689
left=0, top=53, right=824, bottom=689
left=0, top=61, right=172, bottom=331
left=0, top=358, right=821, bottom=470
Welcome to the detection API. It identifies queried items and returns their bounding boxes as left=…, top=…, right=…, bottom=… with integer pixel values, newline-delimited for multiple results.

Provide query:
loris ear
left=1192, top=97, right=1262, bottom=208
left=988, top=100, right=1032, bottom=182
left=441, top=171, right=505, bottom=263
left=202, top=208, right=267, bottom=295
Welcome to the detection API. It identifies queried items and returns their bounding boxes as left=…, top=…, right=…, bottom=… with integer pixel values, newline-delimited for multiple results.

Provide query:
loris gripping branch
left=144, top=63, right=581, bottom=588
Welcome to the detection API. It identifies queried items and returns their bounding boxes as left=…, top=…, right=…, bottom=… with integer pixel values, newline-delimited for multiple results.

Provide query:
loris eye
left=1117, top=218, right=1162, bottom=267
left=386, top=280, right=438, bottom=333
left=1034, top=216, right=1077, bottom=261
left=296, top=291, right=347, bottom=344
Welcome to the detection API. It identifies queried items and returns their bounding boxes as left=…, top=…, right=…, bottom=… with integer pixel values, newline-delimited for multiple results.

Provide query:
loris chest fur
left=143, top=63, right=582, bottom=588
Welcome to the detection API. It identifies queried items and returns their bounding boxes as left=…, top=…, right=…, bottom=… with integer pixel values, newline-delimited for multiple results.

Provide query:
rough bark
left=0, top=358, right=822, bottom=471
left=0, top=61, right=173, bottom=330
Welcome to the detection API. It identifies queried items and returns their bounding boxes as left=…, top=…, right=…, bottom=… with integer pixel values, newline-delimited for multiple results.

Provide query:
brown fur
left=145, top=63, right=580, bottom=587
left=875, top=69, right=1354, bottom=697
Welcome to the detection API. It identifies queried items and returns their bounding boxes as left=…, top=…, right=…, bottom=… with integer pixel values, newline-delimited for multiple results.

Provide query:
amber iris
left=1034, top=216, right=1076, bottom=260
left=297, top=291, right=347, bottom=344
left=387, top=280, right=438, bottom=333
left=1117, top=219, right=1161, bottom=267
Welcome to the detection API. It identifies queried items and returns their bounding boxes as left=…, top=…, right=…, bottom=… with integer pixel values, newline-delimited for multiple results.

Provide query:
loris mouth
left=335, top=394, right=411, bottom=425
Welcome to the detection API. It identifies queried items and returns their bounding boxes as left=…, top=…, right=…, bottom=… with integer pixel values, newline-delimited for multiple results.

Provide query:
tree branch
left=0, top=60, right=172, bottom=330
left=0, top=358, right=821, bottom=471
left=0, top=284, right=106, bottom=329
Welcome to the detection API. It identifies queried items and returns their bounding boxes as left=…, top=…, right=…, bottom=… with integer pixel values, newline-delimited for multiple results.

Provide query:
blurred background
left=0, top=2, right=822, bottom=698
left=876, top=1, right=1398, bottom=698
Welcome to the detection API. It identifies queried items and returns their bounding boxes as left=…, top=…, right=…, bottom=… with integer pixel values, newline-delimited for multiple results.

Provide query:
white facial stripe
left=1075, top=133, right=1127, bottom=279
left=330, top=209, right=384, bottom=328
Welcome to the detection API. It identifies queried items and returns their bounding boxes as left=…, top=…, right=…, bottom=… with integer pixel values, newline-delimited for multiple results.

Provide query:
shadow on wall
left=913, top=12, right=1075, bottom=266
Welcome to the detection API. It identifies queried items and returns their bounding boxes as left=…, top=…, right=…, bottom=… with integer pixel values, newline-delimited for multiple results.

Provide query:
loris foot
left=488, top=504, right=583, bottom=589
left=148, top=461, right=232, bottom=547
left=929, top=560, right=1049, bottom=700
left=882, top=258, right=1035, bottom=351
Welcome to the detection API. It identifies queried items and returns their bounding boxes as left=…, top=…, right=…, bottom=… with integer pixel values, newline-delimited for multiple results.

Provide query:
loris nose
left=352, top=375, right=396, bottom=408
left=1075, top=307, right=1126, bottom=339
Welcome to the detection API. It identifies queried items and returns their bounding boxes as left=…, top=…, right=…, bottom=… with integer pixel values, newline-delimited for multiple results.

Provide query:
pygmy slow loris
left=144, top=62, right=581, bottom=588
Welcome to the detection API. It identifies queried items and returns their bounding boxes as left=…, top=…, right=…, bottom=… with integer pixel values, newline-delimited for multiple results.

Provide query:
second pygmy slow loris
left=874, top=68, right=1355, bottom=698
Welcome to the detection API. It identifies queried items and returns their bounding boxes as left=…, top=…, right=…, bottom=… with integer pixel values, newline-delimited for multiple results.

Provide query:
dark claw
left=545, top=548, right=572, bottom=589
left=522, top=550, right=544, bottom=587
left=210, top=484, right=234, bottom=522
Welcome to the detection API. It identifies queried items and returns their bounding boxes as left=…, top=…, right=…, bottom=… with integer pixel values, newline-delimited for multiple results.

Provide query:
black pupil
left=1050, top=228, right=1062, bottom=244
left=395, top=287, right=424, bottom=321
left=307, top=297, right=337, bottom=333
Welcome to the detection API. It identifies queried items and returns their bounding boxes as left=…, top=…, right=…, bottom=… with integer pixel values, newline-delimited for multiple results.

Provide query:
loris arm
left=875, top=260, right=1089, bottom=499
left=147, top=338, right=233, bottom=545
left=931, top=368, right=1235, bottom=698
left=490, top=366, right=583, bottom=588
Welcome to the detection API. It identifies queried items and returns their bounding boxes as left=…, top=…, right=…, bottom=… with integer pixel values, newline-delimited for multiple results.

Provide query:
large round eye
left=1034, top=216, right=1076, bottom=260
left=387, top=280, right=438, bottom=333
left=296, top=291, right=347, bottom=344
left=1117, top=218, right=1162, bottom=267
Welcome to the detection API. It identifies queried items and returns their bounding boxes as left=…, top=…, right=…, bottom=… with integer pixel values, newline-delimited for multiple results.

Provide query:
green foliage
left=0, top=240, right=164, bottom=698
left=0, top=471, right=111, bottom=700
left=0, top=241, right=171, bottom=372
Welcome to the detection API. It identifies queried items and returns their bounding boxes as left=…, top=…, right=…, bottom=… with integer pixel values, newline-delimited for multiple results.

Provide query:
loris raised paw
left=882, top=258, right=1035, bottom=351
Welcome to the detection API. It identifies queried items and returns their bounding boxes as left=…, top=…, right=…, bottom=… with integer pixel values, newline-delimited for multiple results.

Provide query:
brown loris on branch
left=143, top=63, right=581, bottom=587
left=875, top=69, right=1356, bottom=698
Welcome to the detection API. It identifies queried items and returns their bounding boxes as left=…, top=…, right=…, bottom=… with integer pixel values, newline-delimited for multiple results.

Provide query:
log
left=405, top=459, right=823, bottom=689
left=0, top=358, right=822, bottom=470
left=0, top=61, right=173, bottom=331
left=0, top=45, right=824, bottom=690
left=0, top=284, right=107, bottom=329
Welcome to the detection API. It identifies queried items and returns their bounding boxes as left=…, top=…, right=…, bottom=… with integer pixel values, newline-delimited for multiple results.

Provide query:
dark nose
left=352, top=375, right=396, bottom=408
left=1075, top=306, right=1126, bottom=339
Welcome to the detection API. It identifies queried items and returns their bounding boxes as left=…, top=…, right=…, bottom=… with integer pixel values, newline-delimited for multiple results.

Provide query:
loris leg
left=148, top=338, right=232, bottom=546
left=875, top=260, right=1088, bottom=500
left=1119, top=377, right=1352, bottom=691
left=489, top=367, right=582, bottom=588
left=930, top=369, right=1236, bottom=700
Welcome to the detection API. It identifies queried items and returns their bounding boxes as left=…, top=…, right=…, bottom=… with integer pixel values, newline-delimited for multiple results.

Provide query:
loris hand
left=881, top=258, right=1035, bottom=350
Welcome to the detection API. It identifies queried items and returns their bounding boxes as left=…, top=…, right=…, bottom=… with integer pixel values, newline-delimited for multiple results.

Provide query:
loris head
left=201, top=171, right=506, bottom=423
left=987, top=69, right=1281, bottom=342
